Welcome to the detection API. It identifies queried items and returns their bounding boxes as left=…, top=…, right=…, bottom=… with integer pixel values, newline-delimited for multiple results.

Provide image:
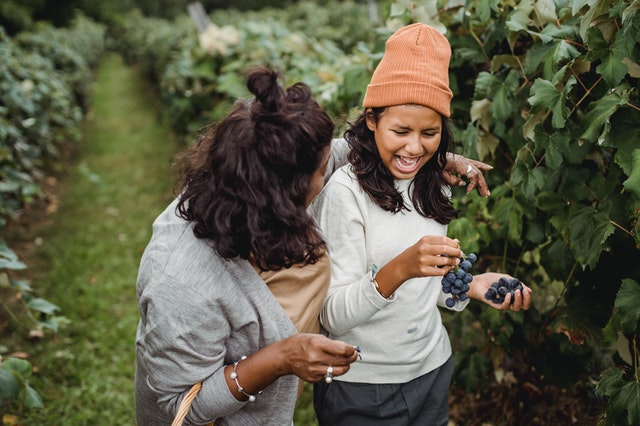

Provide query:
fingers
left=312, top=342, right=359, bottom=383
left=442, top=170, right=465, bottom=188
left=465, top=166, right=490, bottom=197
left=498, top=285, right=533, bottom=311
left=468, top=158, right=493, bottom=170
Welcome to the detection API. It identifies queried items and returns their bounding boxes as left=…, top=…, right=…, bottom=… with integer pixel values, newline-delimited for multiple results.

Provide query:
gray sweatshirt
left=134, top=198, right=299, bottom=425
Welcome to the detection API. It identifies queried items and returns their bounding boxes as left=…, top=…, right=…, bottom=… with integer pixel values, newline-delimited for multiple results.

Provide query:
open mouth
left=394, top=155, right=422, bottom=174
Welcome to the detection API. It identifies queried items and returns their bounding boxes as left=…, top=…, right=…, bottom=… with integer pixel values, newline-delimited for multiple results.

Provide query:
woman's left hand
left=444, top=153, right=493, bottom=197
left=468, top=272, right=533, bottom=312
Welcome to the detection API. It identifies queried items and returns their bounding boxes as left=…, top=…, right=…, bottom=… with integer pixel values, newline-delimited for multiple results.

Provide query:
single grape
left=460, top=260, right=472, bottom=271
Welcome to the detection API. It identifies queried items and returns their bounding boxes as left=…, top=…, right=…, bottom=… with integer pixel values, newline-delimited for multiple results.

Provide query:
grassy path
left=11, top=52, right=180, bottom=425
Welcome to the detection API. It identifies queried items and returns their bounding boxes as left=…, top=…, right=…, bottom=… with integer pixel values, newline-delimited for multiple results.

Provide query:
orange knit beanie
left=362, top=23, right=453, bottom=117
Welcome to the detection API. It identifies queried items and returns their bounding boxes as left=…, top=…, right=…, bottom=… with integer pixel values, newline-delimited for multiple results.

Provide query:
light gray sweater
left=311, top=166, right=468, bottom=384
left=135, top=198, right=299, bottom=426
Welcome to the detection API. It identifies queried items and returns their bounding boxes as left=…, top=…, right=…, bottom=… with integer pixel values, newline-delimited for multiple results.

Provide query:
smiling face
left=366, top=104, right=443, bottom=180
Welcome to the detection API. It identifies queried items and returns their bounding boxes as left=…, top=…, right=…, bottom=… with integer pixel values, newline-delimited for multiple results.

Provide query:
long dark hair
left=345, top=107, right=459, bottom=225
left=176, top=68, right=335, bottom=271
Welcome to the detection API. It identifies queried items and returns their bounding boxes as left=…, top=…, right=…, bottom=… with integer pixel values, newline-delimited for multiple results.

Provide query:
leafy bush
left=110, top=0, right=639, bottom=423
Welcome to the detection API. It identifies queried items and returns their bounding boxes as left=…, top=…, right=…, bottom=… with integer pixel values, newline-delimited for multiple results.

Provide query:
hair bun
left=246, top=68, right=284, bottom=113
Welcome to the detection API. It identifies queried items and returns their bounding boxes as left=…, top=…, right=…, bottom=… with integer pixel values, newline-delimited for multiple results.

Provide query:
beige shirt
left=258, top=251, right=331, bottom=334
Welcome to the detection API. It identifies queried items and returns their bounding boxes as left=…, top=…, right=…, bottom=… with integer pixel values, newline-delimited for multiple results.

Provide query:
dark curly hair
left=175, top=68, right=334, bottom=271
left=345, top=107, right=459, bottom=225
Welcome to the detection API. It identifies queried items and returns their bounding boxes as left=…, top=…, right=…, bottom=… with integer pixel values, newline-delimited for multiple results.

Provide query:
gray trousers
left=313, top=356, right=454, bottom=426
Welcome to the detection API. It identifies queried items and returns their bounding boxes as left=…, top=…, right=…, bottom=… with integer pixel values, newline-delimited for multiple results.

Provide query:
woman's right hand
left=280, top=333, right=359, bottom=383
left=373, top=235, right=462, bottom=298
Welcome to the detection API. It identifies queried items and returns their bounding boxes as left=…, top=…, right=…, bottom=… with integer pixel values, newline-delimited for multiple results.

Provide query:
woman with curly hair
left=134, top=68, right=359, bottom=426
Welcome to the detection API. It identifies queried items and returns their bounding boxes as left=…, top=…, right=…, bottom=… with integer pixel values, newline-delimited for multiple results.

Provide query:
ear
left=365, top=109, right=376, bottom=132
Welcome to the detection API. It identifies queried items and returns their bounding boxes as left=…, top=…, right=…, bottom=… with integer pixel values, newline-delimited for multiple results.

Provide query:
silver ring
left=324, top=366, right=333, bottom=384
left=466, top=164, right=473, bottom=174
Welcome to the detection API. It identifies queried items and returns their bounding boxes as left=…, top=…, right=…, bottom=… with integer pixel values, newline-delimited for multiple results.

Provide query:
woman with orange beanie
left=311, top=23, right=533, bottom=425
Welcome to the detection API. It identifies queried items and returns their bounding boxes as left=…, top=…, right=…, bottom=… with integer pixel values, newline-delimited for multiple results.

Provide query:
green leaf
left=0, top=239, right=27, bottom=271
left=493, top=197, right=523, bottom=241
left=605, top=108, right=640, bottom=175
left=527, top=78, right=569, bottom=128
left=474, top=0, right=498, bottom=23
left=567, top=205, right=615, bottom=268
left=622, top=150, right=640, bottom=200
left=490, top=70, right=519, bottom=121
left=2, top=357, right=32, bottom=379
left=579, top=87, right=630, bottom=144
left=572, top=0, right=597, bottom=16
left=614, top=279, right=640, bottom=334
left=0, top=368, right=20, bottom=402
left=596, top=366, right=624, bottom=397
left=536, top=191, right=566, bottom=212
left=586, top=26, right=631, bottom=87
left=613, top=381, right=640, bottom=426
left=474, top=71, right=499, bottom=98
left=26, top=297, right=60, bottom=315
left=24, top=384, right=44, bottom=409
left=578, top=0, right=613, bottom=41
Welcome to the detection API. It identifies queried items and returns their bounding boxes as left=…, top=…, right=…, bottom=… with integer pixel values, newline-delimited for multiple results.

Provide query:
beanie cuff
left=363, top=82, right=453, bottom=118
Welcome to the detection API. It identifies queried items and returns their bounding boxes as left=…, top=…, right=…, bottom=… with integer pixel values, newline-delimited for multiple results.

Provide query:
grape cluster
left=484, top=277, right=523, bottom=304
left=441, top=253, right=477, bottom=307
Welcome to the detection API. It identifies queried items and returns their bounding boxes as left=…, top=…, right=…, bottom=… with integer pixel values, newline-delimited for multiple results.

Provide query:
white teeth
left=398, top=156, right=418, bottom=166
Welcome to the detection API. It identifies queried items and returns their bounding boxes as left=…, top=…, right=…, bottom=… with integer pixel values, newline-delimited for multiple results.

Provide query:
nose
left=403, top=134, right=423, bottom=156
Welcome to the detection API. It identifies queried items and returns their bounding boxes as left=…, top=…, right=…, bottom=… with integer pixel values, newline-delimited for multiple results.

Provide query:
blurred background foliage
left=1, top=0, right=639, bottom=425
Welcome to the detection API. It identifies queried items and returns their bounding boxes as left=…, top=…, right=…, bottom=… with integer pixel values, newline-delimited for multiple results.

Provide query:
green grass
left=6, top=52, right=179, bottom=425
left=4, top=51, right=321, bottom=426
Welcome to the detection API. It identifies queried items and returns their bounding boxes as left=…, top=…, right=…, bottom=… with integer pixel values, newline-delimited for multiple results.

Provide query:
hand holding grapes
left=373, top=236, right=462, bottom=299
left=467, top=272, right=533, bottom=311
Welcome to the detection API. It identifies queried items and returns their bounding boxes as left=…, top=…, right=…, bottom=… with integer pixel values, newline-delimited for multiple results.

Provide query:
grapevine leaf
left=527, top=78, right=569, bottom=128
left=477, top=132, right=500, bottom=161
left=622, top=57, right=640, bottom=78
left=2, top=357, right=32, bottom=379
left=614, top=279, right=640, bottom=334
left=474, top=71, right=499, bottom=98
left=506, top=6, right=532, bottom=33
left=24, top=385, right=44, bottom=409
left=26, top=297, right=60, bottom=315
left=571, top=0, right=596, bottom=16
left=605, top=108, right=640, bottom=175
left=536, top=191, right=566, bottom=212
left=534, top=124, right=572, bottom=169
left=0, top=240, right=26, bottom=271
left=567, top=205, right=615, bottom=268
left=535, top=0, right=558, bottom=24
left=579, top=87, right=629, bottom=144
left=528, top=79, right=559, bottom=110
left=612, top=381, right=640, bottom=426
left=474, top=0, right=496, bottom=23
left=622, top=150, right=640, bottom=200
left=491, top=70, right=519, bottom=121
left=578, top=0, right=612, bottom=41
left=596, top=366, right=624, bottom=397
left=586, top=26, right=631, bottom=87
left=0, top=368, right=20, bottom=402
left=493, top=197, right=523, bottom=241
left=470, top=98, right=492, bottom=130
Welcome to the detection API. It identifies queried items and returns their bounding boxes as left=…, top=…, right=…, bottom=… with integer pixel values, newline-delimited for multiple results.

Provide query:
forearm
left=223, top=339, right=291, bottom=401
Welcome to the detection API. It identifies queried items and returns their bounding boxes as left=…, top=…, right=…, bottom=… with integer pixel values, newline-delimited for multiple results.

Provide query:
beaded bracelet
left=229, top=355, right=262, bottom=402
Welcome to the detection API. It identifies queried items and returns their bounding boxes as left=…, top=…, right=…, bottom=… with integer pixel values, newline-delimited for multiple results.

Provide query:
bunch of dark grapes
left=441, top=253, right=477, bottom=307
left=484, top=277, right=523, bottom=304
